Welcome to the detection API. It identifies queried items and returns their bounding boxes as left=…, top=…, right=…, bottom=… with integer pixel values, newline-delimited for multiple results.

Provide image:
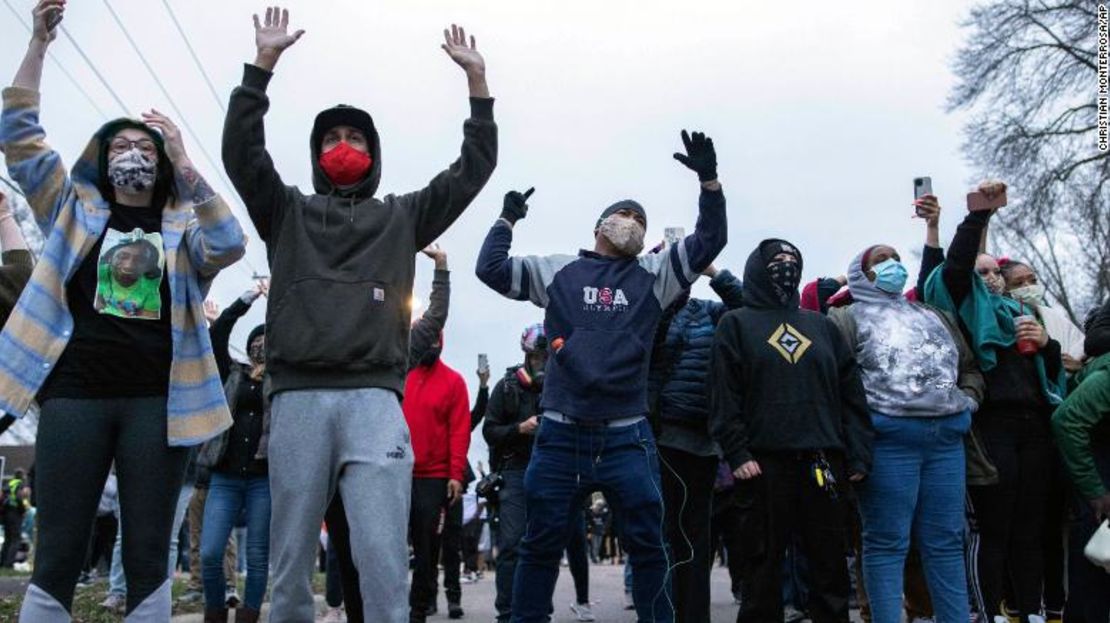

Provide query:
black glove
left=500, top=187, right=535, bottom=225
left=672, top=130, right=717, bottom=182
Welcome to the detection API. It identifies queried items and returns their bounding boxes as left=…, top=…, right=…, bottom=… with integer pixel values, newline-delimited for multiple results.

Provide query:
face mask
left=418, top=345, right=442, bottom=367
left=767, top=260, right=800, bottom=304
left=1009, top=283, right=1045, bottom=306
left=248, top=338, right=266, bottom=366
left=871, top=258, right=908, bottom=294
left=319, top=141, right=372, bottom=187
left=108, top=148, right=157, bottom=193
left=597, top=215, right=645, bottom=256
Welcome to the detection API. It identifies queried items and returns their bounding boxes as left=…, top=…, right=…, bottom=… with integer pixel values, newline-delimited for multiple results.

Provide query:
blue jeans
left=858, top=411, right=970, bottom=623
left=201, top=473, right=271, bottom=610
left=512, top=417, right=671, bottom=623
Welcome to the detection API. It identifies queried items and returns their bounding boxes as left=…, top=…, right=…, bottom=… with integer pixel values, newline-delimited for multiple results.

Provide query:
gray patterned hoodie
left=833, top=248, right=979, bottom=417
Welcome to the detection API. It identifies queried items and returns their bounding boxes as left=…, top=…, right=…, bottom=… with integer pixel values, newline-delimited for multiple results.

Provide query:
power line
left=1, top=0, right=112, bottom=120
left=59, top=25, right=129, bottom=115
left=101, top=0, right=262, bottom=276
left=160, top=0, right=225, bottom=113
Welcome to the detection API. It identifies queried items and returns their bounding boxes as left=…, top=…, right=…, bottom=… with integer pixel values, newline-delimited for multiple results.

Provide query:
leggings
left=966, top=416, right=1052, bottom=619
left=23, top=397, right=187, bottom=619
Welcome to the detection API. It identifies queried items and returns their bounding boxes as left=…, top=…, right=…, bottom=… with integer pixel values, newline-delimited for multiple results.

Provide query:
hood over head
left=310, top=104, right=382, bottom=200
left=847, top=246, right=901, bottom=305
left=742, top=238, right=803, bottom=310
left=92, top=118, right=176, bottom=209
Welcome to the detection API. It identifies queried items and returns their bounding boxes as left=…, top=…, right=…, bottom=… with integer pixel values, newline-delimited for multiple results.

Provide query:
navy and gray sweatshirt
left=475, top=188, right=727, bottom=423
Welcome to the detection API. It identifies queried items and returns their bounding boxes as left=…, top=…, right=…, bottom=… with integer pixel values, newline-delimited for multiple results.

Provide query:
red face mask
left=318, top=141, right=372, bottom=186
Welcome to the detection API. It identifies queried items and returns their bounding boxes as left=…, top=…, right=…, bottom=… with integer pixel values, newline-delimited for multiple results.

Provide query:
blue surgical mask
left=872, top=258, right=908, bottom=294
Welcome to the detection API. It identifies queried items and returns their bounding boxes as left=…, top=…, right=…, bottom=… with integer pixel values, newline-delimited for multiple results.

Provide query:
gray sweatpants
left=267, top=388, right=413, bottom=623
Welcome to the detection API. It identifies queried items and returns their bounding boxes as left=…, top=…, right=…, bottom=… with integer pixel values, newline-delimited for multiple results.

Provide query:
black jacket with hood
left=222, top=64, right=497, bottom=397
left=709, top=240, right=874, bottom=476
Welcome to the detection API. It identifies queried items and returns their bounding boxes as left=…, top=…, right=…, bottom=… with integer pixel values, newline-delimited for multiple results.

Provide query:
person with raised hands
left=475, top=129, right=727, bottom=622
left=221, top=7, right=496, bottom=621
left=0, top=1, right=246, bottom=619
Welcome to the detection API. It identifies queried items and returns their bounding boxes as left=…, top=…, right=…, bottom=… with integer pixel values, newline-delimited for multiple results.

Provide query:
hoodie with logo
left=709, top=240, right=873, bottom=476
left=222, top=64, right=497, bottom=397
left=475, top=189, right=727, bottom=423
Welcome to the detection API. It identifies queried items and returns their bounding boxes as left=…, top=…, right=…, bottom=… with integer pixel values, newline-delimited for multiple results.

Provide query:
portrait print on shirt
left=93, top=227, right=165, bottom=320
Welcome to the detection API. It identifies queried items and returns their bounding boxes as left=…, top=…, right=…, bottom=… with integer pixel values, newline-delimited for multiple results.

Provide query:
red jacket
left=403, top=359, right=471, bottom=481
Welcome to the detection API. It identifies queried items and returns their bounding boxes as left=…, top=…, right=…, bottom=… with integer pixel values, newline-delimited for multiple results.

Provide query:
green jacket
left=1051, top=353, right=1110, bottom=500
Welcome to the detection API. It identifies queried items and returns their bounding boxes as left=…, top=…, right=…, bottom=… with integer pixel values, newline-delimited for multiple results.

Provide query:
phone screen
left=478, top=354, right=489, bottom=374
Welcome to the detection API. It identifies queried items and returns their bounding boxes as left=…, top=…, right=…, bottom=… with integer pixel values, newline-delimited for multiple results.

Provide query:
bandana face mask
left=598, top=215, right=646, bottom=257
left=108, top=148, right=157, bottom=193
left=767, top=260, right=800, bottom=304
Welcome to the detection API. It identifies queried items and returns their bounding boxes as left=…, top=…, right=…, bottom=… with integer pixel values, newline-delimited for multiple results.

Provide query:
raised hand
left=203, top=300, right=221, bottom=324
left=32, top=0, right=64, bottom=44
left=673, top=130, right=718, bottom=183
left=914, top=194, right=941, bottom=227
left=253, top=6, right=305, bottom=71
left=141, top=109, right=187, bottom=165
left=500, top=187, right=534, bottom=226
left=421, top=243, right=448, bottom=269
left=441, top=24, right=484, bottom=75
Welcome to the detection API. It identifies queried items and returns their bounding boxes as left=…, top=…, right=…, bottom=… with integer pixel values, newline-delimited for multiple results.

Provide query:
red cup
left=1015, top=315, right=1040, bottom=356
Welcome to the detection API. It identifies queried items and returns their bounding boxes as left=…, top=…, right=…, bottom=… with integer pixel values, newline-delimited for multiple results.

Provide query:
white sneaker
left=570, top=602, right=596, bottom=622
left=317, top=606, right=347, bottom=623
left=225, top=586, right=240, bottom=608
left=100, top=592, right=126, bottom=613
left=1026, top=617, right=1046, bottom=623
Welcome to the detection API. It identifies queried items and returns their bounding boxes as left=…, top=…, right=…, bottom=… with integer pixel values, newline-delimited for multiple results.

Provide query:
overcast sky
left=1, top=0, right=983, bottom=463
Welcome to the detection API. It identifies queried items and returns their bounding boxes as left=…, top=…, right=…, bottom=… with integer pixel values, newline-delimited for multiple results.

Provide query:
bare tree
left=949, top=0, right=1107, bottom=323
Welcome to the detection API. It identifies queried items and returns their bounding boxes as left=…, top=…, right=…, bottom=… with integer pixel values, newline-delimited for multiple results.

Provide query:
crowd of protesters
left=0, top=2, right=1108, bottom=623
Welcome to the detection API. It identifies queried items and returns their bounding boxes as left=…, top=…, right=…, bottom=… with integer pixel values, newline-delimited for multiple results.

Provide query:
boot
left=204, top=609, right=229, bottom=623
left=234, top=607, right=261, bottom=623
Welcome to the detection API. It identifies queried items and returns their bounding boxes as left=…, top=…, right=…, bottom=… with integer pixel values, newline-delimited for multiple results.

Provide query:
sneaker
left=76, top=571, right=95, bottom=588
left=1026, top=617, right=1046, bottom=623
left=317, top=606, right=347, bottom=623
left=461, top=571, right=479, bottom=584
left=732, top=590, right=742, bottom=606
left=784, top=605, right=806, bottom=623
left=623, top=591, right=635, bottom=610
left=570, top=602, right=596, bottom=621
left=448, top=600, right=464, bottom=619
left=100, top=592, right=126, bottom=614
left=225, top=586, right=240, bottom=608
left=178, top=589, right=203, bottom=604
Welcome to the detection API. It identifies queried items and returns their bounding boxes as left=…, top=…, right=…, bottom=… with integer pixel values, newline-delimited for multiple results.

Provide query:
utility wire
left=59, top=25, right=129, bottom=115
left=101, top=0, right=262, bottom=276
left=1, top=0, right=112, bottom=120
left=160, top=0, right=225, bottom=113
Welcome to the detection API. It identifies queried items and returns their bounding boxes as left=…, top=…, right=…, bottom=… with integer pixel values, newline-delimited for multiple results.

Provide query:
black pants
left=1, top=508, right=24, bottom=567
left=324, top=533, right=344, bottom=609
left=967, top=417, right=1053, bottom=619
left=711, top=487, right=745, bottom=595
left=566, top=511, right=590, bottom=604
left=325, top=492, right=363, bottom=623
left=462, top=519, right=482, bottom=573
left=1063, top=443, right=1110, bottom=623
left=735, top=451, right=851, bottom=623
left=431, top=498, right=463, bottom=604
left=33, top=397, right=187, bottom=613
left=84, top=514, right=118, bottom=574
left=410, top=477, right=448, bottom=617
left=660, top=446, right=719, bottom=623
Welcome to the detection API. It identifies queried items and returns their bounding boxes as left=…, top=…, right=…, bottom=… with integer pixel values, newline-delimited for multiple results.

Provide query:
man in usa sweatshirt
left=475, top=130, right=727, bottom=623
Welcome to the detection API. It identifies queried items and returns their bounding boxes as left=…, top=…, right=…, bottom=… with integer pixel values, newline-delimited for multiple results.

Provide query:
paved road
left=174, top=563, right=744, bottom=622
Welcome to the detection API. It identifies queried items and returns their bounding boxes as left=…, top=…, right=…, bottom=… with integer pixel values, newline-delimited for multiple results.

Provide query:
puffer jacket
left=650, top=269, right=744, bottom=425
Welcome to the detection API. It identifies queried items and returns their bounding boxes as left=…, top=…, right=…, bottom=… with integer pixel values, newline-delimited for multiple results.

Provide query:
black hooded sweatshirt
left=222, top=64, right=497, bottom=397
left=709, top=239, right=874, bottom=476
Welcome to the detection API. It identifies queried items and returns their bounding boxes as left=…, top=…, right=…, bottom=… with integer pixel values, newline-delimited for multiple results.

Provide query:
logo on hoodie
left=767, top=323, right=812, bottom=364
left=386, top=446, right=407, bottom=460
left=583, top=286, right=629, bottom=313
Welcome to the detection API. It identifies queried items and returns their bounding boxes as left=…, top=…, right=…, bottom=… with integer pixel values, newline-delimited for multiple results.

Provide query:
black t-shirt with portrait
left=39, top=202, right=172, bottom=401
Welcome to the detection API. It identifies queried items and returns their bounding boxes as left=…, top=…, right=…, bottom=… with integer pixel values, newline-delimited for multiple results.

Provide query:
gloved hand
left=500, top=187, right=535, bottom=225
left=672, top=130, right=717, bottom=182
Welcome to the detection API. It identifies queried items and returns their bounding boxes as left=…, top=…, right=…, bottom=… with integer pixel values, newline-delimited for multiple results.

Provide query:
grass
left=0, top=571, right=329, bottom=621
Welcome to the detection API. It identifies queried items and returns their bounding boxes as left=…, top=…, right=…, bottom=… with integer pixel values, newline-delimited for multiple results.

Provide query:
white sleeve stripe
left=676, top=238, right=697, bottom=282
left=508, top=258, right=523, bottom=299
